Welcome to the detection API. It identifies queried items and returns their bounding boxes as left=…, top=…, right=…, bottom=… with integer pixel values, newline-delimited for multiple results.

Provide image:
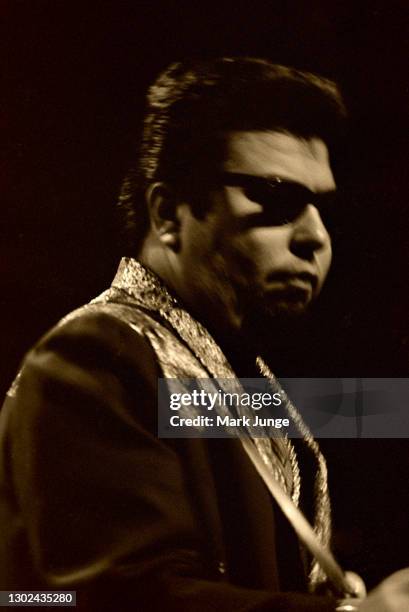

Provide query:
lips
left=267, top=270, right=318, bottom=291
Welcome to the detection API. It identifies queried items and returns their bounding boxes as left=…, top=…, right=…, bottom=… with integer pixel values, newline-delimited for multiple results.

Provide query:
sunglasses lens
left=244, top=182, right=308, bottom=225
left=222, top=173, right=338, bottom=229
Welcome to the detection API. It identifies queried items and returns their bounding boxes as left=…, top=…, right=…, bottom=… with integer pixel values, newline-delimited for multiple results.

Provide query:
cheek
left=222, top=228, right=289, bottom=276
left=181, top=217, right=219, bottom=275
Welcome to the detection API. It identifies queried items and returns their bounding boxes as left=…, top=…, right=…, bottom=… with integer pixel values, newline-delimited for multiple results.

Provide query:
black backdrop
left=2, top=0, right=409, bottom=590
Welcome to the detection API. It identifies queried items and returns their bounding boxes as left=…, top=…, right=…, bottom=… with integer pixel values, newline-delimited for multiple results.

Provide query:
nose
left=289, top=204, right=330, bottom=260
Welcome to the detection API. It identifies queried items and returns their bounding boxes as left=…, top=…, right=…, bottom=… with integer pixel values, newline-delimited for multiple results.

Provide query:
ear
left=145, top=182, right=181, bottom=250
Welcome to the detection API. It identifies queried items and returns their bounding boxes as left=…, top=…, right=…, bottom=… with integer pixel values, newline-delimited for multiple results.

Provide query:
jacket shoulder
left=6, top=301, right=161, bottom=407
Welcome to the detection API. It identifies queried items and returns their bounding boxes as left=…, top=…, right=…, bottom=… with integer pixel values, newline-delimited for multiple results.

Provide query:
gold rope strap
left=240, top=435, right=356, bottom=598
left=256, top=356, right=332, bottom=589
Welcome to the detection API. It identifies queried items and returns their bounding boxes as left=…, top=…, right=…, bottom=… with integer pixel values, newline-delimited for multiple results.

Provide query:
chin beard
left=240, top=297, right=313, bottom=350
left=261, top=298, right=312, bottom=318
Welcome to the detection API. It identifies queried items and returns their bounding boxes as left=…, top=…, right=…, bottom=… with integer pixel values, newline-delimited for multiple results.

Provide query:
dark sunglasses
left=219, top=172, right=337, bottom=227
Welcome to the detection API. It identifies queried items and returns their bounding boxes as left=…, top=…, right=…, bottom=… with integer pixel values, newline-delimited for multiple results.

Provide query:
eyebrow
left=263, top=175, right=337, bottom=192
left=223, top=172, right=337, bottom=194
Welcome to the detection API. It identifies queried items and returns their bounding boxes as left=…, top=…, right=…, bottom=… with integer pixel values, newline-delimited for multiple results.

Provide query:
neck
left=139, top=243, right=245, bottom=338
left=135, top=250, right=298, bottom=375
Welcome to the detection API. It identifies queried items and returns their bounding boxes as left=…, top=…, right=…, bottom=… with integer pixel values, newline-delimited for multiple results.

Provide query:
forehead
left=223, top=130, right=336, bottom=192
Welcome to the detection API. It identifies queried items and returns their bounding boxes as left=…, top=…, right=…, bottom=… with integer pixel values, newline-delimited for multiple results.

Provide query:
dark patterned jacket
left=0, top=259, right=335, bottom=611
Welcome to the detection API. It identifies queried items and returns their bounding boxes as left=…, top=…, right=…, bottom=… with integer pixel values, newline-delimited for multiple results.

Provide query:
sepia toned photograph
left=1, top=2, right=409, bottom=610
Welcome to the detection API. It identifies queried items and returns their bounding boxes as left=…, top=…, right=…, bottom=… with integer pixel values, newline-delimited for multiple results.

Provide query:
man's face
left=177, top=130, right=334, bottom=333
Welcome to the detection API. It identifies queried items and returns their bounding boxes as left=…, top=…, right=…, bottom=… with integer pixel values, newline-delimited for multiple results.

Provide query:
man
left=0, top=57, right=407, bottom=611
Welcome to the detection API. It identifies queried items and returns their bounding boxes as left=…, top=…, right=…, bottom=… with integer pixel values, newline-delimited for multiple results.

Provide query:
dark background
left=2, top=0, right=409, bottom=590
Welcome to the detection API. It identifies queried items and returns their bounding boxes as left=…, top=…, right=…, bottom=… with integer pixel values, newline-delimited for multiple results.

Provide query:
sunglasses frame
left=218, top=171, right=336, bottom=226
